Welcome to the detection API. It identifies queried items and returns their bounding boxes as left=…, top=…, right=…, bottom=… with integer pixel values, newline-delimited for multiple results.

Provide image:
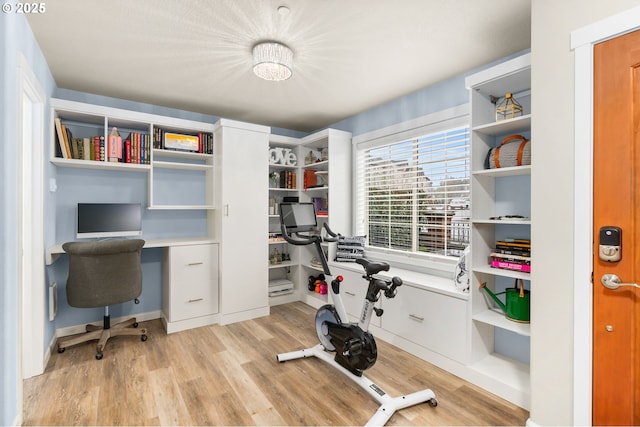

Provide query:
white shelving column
left=465, top=53, right=532, bottom=409
left=268, top=134, right=302, bottom=306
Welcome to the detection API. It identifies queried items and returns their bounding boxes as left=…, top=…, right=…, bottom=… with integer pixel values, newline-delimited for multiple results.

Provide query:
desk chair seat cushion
left=62, top=239, right=145, bottom=308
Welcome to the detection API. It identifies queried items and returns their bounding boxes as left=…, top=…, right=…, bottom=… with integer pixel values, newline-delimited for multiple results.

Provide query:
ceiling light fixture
left=252, top=42, right=293, bottom=81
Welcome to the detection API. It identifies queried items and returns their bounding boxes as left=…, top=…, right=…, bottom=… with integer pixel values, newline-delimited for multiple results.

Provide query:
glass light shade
left=252, top=42, right=293, bottom=81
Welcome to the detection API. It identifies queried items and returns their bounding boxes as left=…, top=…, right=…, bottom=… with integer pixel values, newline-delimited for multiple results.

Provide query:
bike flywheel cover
left=315, top=305, right=340, bottom=351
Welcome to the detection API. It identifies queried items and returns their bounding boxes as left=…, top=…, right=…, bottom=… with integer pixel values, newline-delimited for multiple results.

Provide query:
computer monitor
left=77, top=203, right=142, bottom=239
left=279, top=202, right=317, bottom=233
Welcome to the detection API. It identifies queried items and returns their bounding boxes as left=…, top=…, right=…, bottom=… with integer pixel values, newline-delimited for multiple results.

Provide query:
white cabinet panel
left=382, top=284, right=467, bottom=363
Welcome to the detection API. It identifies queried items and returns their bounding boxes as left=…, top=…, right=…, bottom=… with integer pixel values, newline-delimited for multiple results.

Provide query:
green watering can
left=479, top=279, right=530, bottom=323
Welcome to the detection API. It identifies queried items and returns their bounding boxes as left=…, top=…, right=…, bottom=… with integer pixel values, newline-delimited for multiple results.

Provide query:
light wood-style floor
left=23, top=302, right=529, bottom=426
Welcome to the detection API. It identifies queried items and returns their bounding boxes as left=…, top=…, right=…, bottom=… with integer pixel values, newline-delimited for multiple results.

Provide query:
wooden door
left=593, top=29, right=640, bottom=426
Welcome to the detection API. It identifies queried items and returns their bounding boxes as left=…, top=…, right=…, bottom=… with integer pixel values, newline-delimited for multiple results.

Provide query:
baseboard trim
left=54, top=310, right=162, bottom=338
left=219, top=306, right=270, bottom=325
left=162, top=312, right=220, bottom=334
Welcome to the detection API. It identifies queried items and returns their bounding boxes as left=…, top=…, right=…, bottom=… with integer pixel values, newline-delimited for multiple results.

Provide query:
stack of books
left=490, top=239, right=531, bottom=273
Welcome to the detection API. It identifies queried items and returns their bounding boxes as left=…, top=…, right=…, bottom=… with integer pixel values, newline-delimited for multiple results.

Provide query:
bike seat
left=356, top=258, right=390, bottom=276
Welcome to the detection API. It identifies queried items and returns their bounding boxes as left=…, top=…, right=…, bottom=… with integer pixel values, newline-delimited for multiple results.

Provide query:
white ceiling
left=27, top=0, right=531, bottom=132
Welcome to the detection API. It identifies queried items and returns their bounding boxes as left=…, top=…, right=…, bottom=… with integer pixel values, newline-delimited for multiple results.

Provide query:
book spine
left=99, top=137, right=105, bottom=161
left=496, top=241, right=531, bottom=249
left=93, top=136, right=100, bottom=161
left=124, top=138, right=131, bottom=163
left=490, top=252, right=531, bottom=261
left=83, top=138, right=91, bottom=160
left=108, top=134, right=118, bottom=162
left=494, top=246, right=531, bottom=257
left=71, top=138, right=80, bottom=159
left=54, top=118, right=69, bottom=159
left=490, top=259, right=531, bottom=272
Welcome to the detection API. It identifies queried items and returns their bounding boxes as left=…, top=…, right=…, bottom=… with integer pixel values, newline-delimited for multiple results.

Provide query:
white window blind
left=356, top=126, right=470, bottom=258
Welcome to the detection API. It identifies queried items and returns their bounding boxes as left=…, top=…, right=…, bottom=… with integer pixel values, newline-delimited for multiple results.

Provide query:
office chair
left=57, top=239, right=147, bottom=360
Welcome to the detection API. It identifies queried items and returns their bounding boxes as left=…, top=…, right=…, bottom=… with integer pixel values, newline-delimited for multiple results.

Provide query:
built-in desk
left=46, top=237, right=220, bottom=333
left=46, top=237, right=218, bottom=265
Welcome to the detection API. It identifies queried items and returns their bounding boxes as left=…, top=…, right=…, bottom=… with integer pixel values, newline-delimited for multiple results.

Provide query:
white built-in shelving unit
left=465, top=52, right=532, bottom=407
left=50, top=98, right=216, bottom=212
left=267, top=129, right=352, bottom=308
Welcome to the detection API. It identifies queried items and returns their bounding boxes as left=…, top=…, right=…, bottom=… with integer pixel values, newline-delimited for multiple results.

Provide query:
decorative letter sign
left=269, top=146, right=297, bottom=166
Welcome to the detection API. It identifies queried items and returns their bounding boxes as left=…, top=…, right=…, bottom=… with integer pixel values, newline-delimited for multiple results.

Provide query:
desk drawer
left=170, top=245, right=216, bottom=280
left=163, top=244, right=219, bottom=323
left=169, top=277, right=218, bottom=321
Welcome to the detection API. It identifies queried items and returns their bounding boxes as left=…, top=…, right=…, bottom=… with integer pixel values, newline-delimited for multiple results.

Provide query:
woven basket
left=485, top=134, right=530, bottom=169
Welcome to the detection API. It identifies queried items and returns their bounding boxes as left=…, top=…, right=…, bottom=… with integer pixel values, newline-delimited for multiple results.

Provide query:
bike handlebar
left=366, top=275, right=402, bottom=302
left=280, top=222, right=341, bottom=246
left=280, top=223, right=321, bottom=246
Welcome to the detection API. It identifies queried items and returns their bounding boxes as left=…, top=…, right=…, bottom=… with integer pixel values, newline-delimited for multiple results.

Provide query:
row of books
left=490, top=238, right=531, bottom=273
left=153, top=128, right=213, bottom=154
left=55, top=119, right=151, bottom=164
left=277, top=171, right=297, bottom=189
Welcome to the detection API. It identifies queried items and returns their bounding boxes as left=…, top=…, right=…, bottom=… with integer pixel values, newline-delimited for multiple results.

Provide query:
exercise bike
left=276, top=202, right=437, bottom=426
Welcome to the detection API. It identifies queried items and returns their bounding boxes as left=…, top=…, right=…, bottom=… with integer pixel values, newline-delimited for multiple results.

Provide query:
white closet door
left=219, top=125, right=269, bottom=320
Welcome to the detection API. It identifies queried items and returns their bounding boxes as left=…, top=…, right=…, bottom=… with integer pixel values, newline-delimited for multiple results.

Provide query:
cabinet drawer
left=164, top=244, right=219, bottom=322
left=169, top=245, right=216, bottom=281
left=383, top=284, right=467, bottom=363
left=170, top=278, right=218, bottom=321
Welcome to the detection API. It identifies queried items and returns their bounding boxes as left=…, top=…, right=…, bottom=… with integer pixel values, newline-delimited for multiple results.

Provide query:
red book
left=124, top=139, right=131, bottom=163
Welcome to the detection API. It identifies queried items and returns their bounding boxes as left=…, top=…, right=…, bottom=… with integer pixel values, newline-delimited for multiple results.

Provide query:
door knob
left=601, top=273, right=640, bottom=290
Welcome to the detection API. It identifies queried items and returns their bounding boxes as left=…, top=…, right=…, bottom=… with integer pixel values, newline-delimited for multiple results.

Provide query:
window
left=356, top=125, right=470, bottom=259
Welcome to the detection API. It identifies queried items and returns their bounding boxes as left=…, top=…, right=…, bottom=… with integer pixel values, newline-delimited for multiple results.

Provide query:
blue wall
left=329, top=74, right=470, bottom=137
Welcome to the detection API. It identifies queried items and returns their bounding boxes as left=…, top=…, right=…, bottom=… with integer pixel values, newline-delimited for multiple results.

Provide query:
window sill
left=329, top=260, right=468, bottom=301
left=362, top=247, right=458, bottom=274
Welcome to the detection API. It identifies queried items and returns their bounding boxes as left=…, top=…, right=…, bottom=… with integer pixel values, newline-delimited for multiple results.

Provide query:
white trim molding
left=571, top=5, right=640, bottom=426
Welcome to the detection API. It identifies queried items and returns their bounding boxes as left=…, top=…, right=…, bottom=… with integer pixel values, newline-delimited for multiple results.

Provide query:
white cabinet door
left=217, top=122, right=269, bottom=323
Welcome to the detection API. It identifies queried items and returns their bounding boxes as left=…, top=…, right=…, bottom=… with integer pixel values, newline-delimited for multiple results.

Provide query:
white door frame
left=571, top=6, right=640, bottom=426
left=17, top=52, right=46, bottom=387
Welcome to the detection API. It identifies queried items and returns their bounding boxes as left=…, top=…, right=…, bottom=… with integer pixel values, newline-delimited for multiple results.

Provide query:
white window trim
left=352, top=104, right=470, bottom=274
